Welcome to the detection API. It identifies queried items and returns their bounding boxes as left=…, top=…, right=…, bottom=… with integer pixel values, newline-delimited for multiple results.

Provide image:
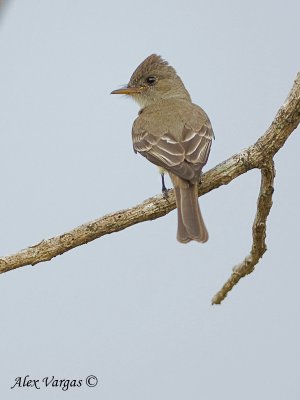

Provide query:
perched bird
left=111, top=54, right=214, bottom=243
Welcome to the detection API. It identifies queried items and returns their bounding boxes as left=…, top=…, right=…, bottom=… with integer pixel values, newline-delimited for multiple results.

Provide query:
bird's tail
left=173, top=181, right=208, bottom=244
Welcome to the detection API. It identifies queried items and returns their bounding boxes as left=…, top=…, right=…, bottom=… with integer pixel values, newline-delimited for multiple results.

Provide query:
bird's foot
left=162, top=188, right=171, bottom=199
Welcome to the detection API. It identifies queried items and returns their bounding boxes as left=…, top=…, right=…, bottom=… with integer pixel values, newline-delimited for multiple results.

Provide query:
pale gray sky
left=0, top=1, right=299, bottom=399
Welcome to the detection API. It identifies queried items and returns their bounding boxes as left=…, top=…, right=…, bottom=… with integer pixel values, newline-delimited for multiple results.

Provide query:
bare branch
left=212, top=160, right=275, bottom=305
left=0, top=72, right=299, bottom=300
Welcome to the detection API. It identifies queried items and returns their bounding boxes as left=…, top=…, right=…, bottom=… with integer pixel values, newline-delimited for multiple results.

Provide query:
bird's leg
left=161, top=173, right=169, bottom=197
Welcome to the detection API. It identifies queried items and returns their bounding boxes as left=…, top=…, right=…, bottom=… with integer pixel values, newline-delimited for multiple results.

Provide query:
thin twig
left=212, top=161, right=275, bottom=304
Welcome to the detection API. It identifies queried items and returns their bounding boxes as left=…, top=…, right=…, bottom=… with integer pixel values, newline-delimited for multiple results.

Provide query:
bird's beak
left=111, top=86, right=144, bottom=95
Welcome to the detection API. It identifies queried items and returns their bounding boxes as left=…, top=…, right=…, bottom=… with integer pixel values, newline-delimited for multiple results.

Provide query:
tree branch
left=212, top=160, right=275, bottom=304
left=1, top=72, right=299, bottom=304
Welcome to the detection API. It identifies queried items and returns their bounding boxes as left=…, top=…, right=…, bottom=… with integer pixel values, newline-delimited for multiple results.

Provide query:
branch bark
left=1, top=72, right=299, bottom=303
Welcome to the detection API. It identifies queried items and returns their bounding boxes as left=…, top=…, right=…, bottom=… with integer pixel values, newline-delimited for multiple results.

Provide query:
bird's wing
left=132, top=121, right=213, bottom=183
left=181, top=123, right=213, bottom=169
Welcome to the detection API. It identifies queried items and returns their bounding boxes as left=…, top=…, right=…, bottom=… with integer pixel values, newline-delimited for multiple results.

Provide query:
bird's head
left=111, top=54, right=191, bottom=107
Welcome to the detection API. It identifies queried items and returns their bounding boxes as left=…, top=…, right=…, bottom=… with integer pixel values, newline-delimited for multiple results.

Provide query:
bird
left=111, top=54, right=214, bottom=243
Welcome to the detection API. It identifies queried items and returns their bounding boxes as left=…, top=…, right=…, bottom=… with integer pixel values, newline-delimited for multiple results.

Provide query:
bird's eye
left=146, top=76, right=156, bottom=85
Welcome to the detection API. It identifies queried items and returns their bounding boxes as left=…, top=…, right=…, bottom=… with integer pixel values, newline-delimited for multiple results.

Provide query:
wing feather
left=132, top=116, right=214, bottom=183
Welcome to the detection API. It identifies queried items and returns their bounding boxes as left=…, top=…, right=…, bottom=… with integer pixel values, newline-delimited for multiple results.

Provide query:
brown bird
left=111, top=54, right=214, bottom=243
